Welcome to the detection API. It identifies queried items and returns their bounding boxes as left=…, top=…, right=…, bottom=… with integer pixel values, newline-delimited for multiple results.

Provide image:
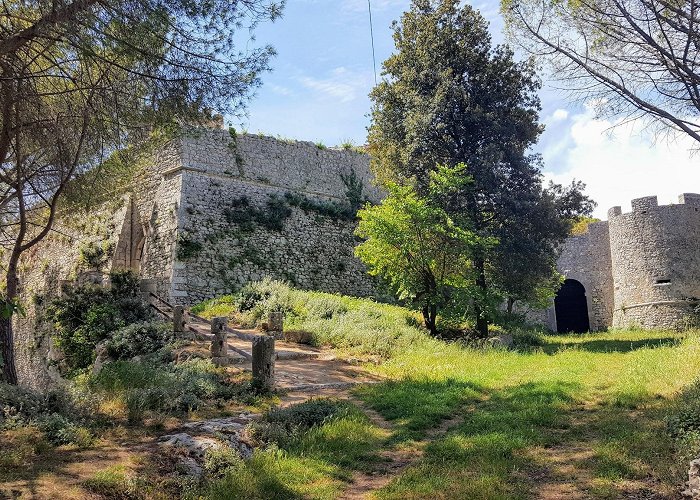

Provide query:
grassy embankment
left=4, top=280, right=700, bottom=499
left=192, top=281, right=700, bottom=499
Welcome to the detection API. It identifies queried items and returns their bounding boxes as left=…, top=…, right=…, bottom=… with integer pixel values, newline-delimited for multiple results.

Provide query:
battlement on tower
left=608, top=193, right=700, bottom=218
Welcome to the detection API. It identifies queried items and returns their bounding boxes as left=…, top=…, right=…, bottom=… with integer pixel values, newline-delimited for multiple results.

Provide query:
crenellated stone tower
left=540, top=193, right=700, bottom=332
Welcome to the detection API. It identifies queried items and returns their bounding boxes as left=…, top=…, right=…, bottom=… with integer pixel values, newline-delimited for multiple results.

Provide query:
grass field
left=185, top=329, right=700, bottom=499
left=191, top=282, right=700, bottom=498
left=356, top=329, right=700, bottom=498
left=5, top=282, right=700, bottom=499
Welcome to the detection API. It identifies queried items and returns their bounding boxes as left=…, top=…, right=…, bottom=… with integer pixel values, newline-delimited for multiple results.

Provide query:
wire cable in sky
left=368, top=0, right=378, bottom=86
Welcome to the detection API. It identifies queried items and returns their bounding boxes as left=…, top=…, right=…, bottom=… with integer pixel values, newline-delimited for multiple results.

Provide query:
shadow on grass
left=361, top=378, right=681, bottom=500
left=355, top=378, right=488, bottom=443
left=543, top=337, right=680, bottom=354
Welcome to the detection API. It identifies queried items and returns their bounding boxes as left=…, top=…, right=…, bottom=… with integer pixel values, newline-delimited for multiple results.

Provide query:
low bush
left=193, top=279, right=433, bottom=359
left=37, top=413, right=93, bottom=447
left=248, top=398, right=352, bottom=446
left=664, top=379, right=700, bottom=478
left=0, top=383, right=94, bottom=448
left=667, top=380, right=700, bottom=438
left=90, top=358, right=246, bottom=423
left=204, top=448, right=244, bottom=479
left=511, top=328, right=546, bottom=349
left=0, top=383, right=78, bottom=429
left=106, top=321, right=175, bottom=360
left=47, top=270, right=151, bottom=372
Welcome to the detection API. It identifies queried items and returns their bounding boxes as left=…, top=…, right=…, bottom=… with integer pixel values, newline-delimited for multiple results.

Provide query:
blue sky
left=237, top=0, right=700, bottom=218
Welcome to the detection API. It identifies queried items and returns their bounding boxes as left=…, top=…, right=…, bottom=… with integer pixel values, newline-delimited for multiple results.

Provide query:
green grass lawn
left=356, top=329, right=700, bottom=499
left=190, top=282, right=700, bottom=499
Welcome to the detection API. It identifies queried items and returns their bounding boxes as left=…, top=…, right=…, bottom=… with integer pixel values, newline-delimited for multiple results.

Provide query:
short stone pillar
left=173, top=306, right=186, bottom=334
left=139, top=279, right=157, bottom=303
left=252, top=336, right=275, bottom=392
left=268, top=312, right=284, bottom=340
left=210, top=317, right=228, bottom=366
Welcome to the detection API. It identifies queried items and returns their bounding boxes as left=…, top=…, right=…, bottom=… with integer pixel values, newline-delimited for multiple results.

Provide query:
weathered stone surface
left=488, top=334, right=514, bottom=349
left=252, top=335, right=275, bottom=392
left=173, top=305, right=186, bottom=333
left=683, top=458, right=700, bottom=498
left=210, top=317, right=228, bottom=358
left=158, top=433, right=222, bottom=459
left=608, top=195, right=700, bottom=329
left=529, top=193, right=700, bottom=332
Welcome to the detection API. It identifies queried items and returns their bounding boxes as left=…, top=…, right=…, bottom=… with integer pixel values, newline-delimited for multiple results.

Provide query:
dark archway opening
left=555, top=279, right=590, bottom=333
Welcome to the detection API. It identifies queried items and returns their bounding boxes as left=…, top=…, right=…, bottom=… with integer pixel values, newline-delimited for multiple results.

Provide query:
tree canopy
left=355, top=165, right=491, bottom=336
left=0, top=0, right=283, bottom=384
left=367, top=0, right=593, bottom=336
left=502, top=0, right=700, bottom=145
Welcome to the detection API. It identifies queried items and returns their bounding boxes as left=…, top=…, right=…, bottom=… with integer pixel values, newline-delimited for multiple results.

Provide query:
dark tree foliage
left=368, top=0, right=594, bottom=337
left=0, top=0, right=283, bottom=383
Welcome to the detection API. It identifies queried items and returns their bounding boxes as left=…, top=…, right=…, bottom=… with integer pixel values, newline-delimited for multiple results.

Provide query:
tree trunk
left=507, top=297, right=515, bottom=314
left=2, top=265, right=19, bottom=384
left=422, top=304, right=438, bottom=336
left=474, top=258, right=489, bottom=338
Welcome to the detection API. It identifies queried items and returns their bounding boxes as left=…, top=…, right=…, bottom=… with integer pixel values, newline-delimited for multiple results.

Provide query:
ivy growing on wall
left=220, top=169, right=371, bottom=239
left=176, top=234, right=203, bottom=260
left=228, top=127, right=245, bottom=173
left=223, top=195, right=292, bottom=231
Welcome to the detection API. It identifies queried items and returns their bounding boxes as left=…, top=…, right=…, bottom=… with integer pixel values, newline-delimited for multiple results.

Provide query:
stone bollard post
left=268, top=311, right=284, bottom=340
left=139, top=279, right=157, bottom=304
left=252, top=335, right=275, bottom=392
left=210, top=317, right=228, bottom=366
left=173, top=306, right=186, bottom=334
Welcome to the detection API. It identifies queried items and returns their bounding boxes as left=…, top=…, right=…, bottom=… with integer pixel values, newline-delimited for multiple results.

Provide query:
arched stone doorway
left=555, top=279, right=590, bottom=333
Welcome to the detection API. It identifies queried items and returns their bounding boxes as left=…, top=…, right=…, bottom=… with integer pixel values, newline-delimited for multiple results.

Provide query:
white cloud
left=550, top=109, right=569, bottom=122
left=542, top=105, right=700, bottom=219
left=297, top=67, right=371, bottom=103
left=267, top=83, right=293, bottom=96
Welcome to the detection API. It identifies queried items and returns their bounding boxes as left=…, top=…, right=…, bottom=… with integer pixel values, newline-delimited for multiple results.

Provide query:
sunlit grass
left=358, top=329, right=700, bottom=498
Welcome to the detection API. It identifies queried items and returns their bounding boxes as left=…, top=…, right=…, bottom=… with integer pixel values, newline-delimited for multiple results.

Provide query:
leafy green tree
left=368, top=0, right=593, bottom=337
left=0, top=0, right=283, bottom=384
left=355, top=165, right=492, bottom=336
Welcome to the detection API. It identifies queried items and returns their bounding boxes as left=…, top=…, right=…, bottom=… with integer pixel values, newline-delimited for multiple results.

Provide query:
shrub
left=37, top=413, right=93, bottom=447
left=192, top=280, right=434, bottom=358
left=204, top=448, right=244, bottom=478
left=90, top=358, right=246, bottom=423
left=106, top=321, right=175, bottom=360
left=248, top=399, right=351, bottom=446
left=511, top=328, right=545, bottom=350
left=667, top=380, right=700, bottom=438
left=47, top=270, right=151, bottom=372
left=0, top=383, right=77, bottom=429
left=176, top=235, right=203, bottom=260
left=0, top=383, right=94, bottom=448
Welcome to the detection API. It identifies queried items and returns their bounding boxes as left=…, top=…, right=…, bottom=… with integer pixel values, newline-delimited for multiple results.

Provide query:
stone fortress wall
left=12, top=129, right=382, bottom=387
left=164, top=130, right=383, bottom=304
left=608, top=194, right=700, bottom=329
left=543, top=193, right=700, bottom=331
left=553, top=221, right=614, bottom=331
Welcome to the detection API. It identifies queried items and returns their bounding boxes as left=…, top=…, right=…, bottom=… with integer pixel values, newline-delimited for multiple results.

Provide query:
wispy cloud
left=297, top=67, right=371, bottom=103
left=542, top=103, right=700, bottom=218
